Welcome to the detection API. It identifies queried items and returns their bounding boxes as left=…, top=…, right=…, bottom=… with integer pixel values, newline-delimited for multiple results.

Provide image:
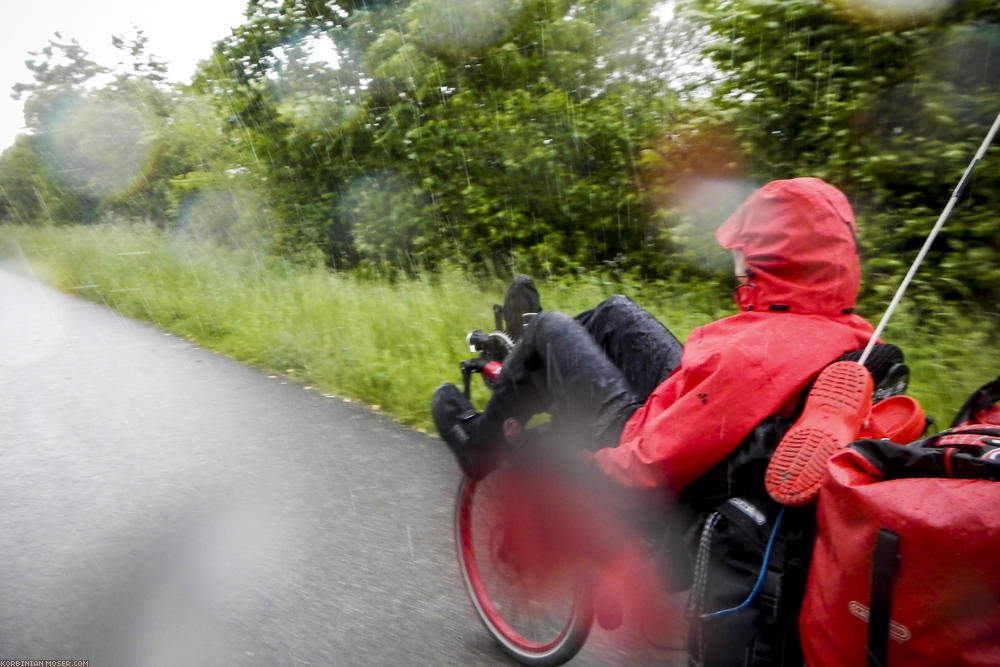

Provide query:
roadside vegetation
left=2, top=223, right=995, bottom=431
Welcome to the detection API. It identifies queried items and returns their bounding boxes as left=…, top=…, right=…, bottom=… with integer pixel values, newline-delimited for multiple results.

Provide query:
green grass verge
left=2, top=223, right=997, bottom=434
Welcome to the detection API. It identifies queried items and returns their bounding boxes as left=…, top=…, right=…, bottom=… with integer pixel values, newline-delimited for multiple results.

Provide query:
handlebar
left=460, top=330, right=513, bottom=399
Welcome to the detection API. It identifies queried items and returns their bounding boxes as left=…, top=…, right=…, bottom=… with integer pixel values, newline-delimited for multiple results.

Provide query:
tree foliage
left=193, top=0, right=690, bottom=274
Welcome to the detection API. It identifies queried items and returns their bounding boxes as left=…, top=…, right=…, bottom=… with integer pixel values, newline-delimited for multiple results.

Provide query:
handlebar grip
left=466, top=330, right=489, bottom=352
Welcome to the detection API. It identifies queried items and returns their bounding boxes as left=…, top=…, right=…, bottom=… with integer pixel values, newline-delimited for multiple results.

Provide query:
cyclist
left=431, top=177, right=876, bottom=500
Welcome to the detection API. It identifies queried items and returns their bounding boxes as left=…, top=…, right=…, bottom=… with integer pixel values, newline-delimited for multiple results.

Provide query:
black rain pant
left=474, top=295, right=684, bottom=451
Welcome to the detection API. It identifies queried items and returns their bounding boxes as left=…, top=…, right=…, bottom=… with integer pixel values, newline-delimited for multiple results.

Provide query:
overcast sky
left=1, top=0, right=250, bottom=152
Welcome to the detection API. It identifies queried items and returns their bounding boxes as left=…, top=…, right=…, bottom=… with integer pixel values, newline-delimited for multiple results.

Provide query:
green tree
left=199, top=0, right=700, bottom=276
left=163, top=93, right=274, bottom=250
left=94, top=28, right=176, bottom=223
left=12, top=33, right=107, bottom=131
left=9, top=35, right=108, bottom=222
left=110, top=26, right=169, bottom=84
left=192, top=0, right=370, bottom=265
left=0, top=135, right=54, bottom=223
left=7, top=30, right=173, bottom=224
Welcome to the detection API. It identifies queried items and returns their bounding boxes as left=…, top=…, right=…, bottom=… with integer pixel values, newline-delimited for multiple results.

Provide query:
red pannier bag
left=799, top=426, right=1000, bottom=667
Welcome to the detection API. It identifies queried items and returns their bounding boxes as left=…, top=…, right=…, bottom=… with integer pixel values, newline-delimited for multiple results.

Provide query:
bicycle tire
left=455, top=472, right=593, bottom=666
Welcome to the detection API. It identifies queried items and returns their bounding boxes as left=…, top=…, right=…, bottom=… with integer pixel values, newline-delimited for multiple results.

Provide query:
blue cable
left=700, top=505, right=788, bottom=620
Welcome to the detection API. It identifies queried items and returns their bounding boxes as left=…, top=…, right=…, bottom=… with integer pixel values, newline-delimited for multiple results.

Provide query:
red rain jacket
left=592, top=178, right=877, bottom=493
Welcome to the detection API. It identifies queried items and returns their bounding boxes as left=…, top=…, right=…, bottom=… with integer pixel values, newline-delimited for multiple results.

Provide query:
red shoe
left=765, top=361, right=873, bottom=506
left=860, top=395, right=926, bottom=444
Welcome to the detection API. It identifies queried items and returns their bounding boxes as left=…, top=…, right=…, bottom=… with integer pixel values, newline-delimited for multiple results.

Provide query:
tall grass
left=2, top=223, right=996, bottom=432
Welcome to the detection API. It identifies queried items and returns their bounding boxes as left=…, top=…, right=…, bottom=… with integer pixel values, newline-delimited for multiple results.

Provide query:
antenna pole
left=859, top=109, right=1000, bottom=366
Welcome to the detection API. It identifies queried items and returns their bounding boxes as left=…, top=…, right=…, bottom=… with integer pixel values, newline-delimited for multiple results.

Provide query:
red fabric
left=593, top=178, right=875, bottom=492
left=801, top=447, right=1000, bottom=666
left=974, top=404, right=1000, bottom=426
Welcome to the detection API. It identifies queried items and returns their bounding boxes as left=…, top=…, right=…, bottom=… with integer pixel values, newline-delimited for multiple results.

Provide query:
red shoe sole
left=765, top=361, right=873, bottom=506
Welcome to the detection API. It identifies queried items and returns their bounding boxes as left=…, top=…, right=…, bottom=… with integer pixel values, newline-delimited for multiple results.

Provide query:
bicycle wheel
left=455, top=469, right=593, bottom=666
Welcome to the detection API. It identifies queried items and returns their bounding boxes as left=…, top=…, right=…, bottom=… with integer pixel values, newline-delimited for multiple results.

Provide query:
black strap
left=921, top=426, right=1000, bottom=449
left=867, top=528, right=901, bottom=667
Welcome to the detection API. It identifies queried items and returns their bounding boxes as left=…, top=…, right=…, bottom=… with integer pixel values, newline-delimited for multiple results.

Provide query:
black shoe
left=502, top=275, right=542, bottom=341
left=431, top=383, right=494, bottom=479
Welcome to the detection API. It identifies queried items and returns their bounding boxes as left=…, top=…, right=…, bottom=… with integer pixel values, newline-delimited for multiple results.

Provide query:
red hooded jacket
left=592, top=178, right=876, bottom=493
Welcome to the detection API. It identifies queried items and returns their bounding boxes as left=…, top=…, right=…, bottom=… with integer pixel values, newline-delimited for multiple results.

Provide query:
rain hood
left=716, top=177, right=861, bottom=316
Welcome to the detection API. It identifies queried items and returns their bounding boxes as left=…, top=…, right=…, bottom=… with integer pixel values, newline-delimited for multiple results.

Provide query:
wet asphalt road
left=0, top=263, right=687, bottom=666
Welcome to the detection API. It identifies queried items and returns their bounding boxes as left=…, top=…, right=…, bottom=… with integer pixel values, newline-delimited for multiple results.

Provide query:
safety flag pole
left=859, top=109, right=1000, bottom=366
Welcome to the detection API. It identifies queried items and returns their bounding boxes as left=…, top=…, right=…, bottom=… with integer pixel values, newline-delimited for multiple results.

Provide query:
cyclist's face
left=733, top=249, right=749, bottom=285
